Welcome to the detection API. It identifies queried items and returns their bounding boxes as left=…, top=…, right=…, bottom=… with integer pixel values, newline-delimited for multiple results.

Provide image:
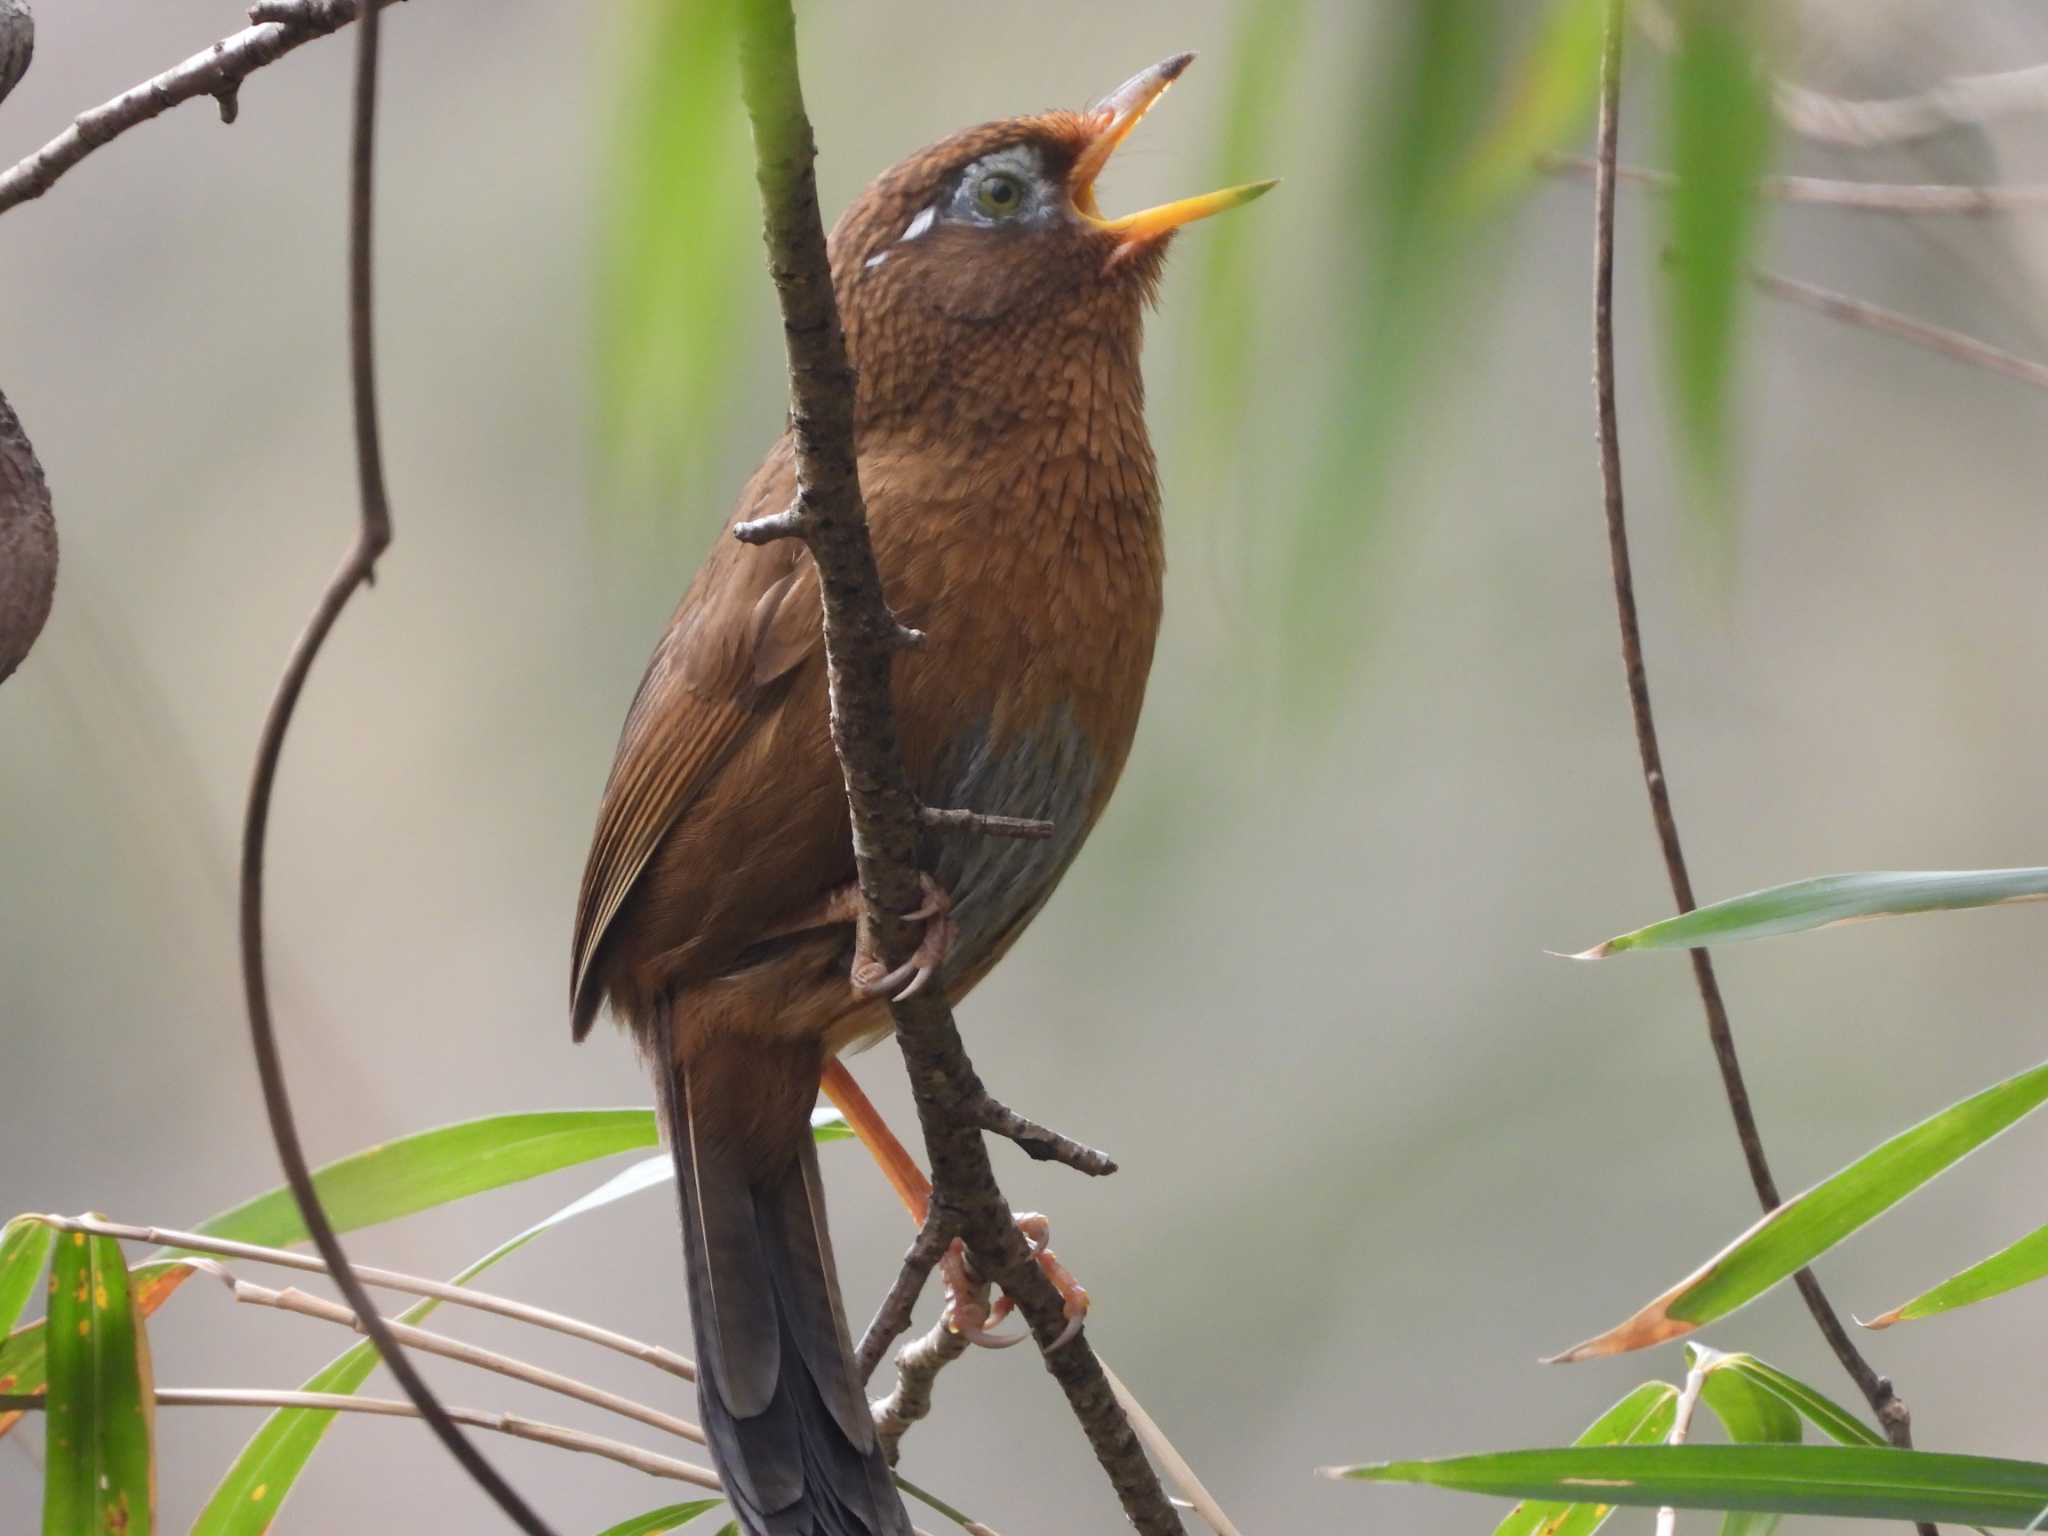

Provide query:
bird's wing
left=571, top=440, right=826, bottom=1038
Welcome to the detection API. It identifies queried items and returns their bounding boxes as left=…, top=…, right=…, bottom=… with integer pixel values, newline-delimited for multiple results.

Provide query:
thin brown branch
left=917, top=806, right=1057, bottom=841
left=1751, top=268, right=2048, bottom=392
left=233, top=8, right=554, bottom=1533
left=857, top=1209, right=950, bottom=1384
left=0, top=0, right=402, bottom=219
left=733, top=3, right=1174, bottom=1529
left=1545, top=153, right=2048, bottom=214
left=963, top=1092, right=1118, bottom=1176
left=1587, top=0, right=1926, bottom=1499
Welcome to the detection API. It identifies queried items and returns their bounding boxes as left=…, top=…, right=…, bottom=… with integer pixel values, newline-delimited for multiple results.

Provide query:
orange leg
left=821, top=1057, right=932, bottom=1222
left=820, top=1058, right=1089, bottom=1349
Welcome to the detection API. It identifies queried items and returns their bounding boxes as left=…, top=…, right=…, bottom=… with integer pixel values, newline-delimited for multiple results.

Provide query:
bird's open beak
left=1071, top=53, right=1277, bottom=246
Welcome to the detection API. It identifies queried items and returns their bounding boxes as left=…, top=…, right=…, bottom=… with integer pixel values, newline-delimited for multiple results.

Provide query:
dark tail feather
left=655, top=1014, right=911, bottom=1536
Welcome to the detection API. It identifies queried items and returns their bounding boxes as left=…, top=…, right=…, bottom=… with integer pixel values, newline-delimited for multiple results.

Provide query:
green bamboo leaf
left=183, top=1109, right=661, bottom=1250
left=1332, top=1445, right=2048, bottom=1528
left=1690, top=1345, right=1800, bottom=1536
left=1494, top=1380, right=1679, bottom=1536
left=595, top=0, right=758, bottom=531
left=1186, top=0, right=1303, bottom=457
left=1699, top=1353, right=1885, bottom=1448
left=595, top=1499, right=726, bottom=1536
left=43, top=1228, right=155, bottom=1536
left=194, top=1109, right=842, bottom=1534
left=1549, top=1059, right=2048, bottom=1360
left=1286, top=0, right=1500, bottom=702
left=1865, top=1220, right=2048, bottom=1329
left=1456, top=0, right=1608, bottom=214
left=1574, top=868, right=2048, bottom=957
left=0, top=1217, right=53, bottom=1338
left=5, top=1109, right=851, bottom=1443
left=1662, top=1, right=1772, bottom=533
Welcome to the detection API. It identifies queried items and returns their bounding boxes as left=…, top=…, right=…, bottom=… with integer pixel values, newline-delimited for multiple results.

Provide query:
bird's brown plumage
left=573, top=58, right=1263, bottom=1534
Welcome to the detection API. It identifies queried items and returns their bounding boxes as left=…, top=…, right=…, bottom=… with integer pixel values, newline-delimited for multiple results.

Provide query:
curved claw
left=949, top=1316, right=1028, bottom=1349
left=850, top=875, right=956, bottom=1002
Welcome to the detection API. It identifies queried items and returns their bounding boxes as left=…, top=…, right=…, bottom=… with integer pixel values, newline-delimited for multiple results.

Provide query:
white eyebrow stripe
left=899, top=205, right=936, bottom=243
left=864, top=251, right=889, bottom=270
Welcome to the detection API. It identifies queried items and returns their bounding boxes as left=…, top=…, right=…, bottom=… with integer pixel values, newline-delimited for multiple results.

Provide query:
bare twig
left=1587, top=0, right=1926, bottom=1498
left=857, top=1210, right=950, bottom=1383
left=917, top=806, right=1057, bottom=841
left=962, top=1092, right=1120, bottom=1175
left=1774, top=65, right=2048, bottom=149
left=33, top=1213, right=694, bottom=1379
left=0, top=0, right=402, bottom=218
left=233, top=8, right=554, bottom=1533
left=1632, top=0, right=2048, bottom=149
left=1544, top=153, right=2048, bottom=214
left=733, top=4, right=1174, bottom=1528
left=1751, top=268, right=2048, bottom=392
left=874, top=1316, right=970, bottom=1466
left=3, top=1388, right=721, bottom=1490
left=186, top=1262, right=706, bottom=1446
left=1654, top=1356, right=1711, bottom=1536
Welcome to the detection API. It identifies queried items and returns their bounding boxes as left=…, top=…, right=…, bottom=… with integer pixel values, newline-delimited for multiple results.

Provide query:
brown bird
left=573, top=54, right=1271, bottom=1535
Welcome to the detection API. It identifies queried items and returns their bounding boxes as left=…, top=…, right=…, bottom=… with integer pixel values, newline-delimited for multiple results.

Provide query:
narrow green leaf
left=1575, top=868, right=2048, bottom=957
left=1494, top=1380, right=1679, bottom=1536
left=43, top=1228, right=155, bottom=1536
left=1691, top=1345, right=1800, bottom=1536
left=595, top=1499, right=726, bottom=1536
left=1663, top=2, right=1772, bottom=530
left=1456, top=0, right=1608, bottom=214
left=1335, top=1445, right=2048, bottom=1527
left=184, top=1109, right=661, bottom=1251
left=194, top=1113, right=840, bottom=1533
left=6, top=1108, right=851, bottom=1444
left=1187, top=0, right=1303, bottom=455
left=1551, top=1058, right=2048, bottom=1359
left=1702, top=1353, right=1885, bottom=1449
left=0, top=1217, right=54, bottom=1338
left=1866, top=1220, right=2048, bottom=1328
left=1286, top=0, right=1499, bottom=702
left=594, top=0, right=758, bottom=529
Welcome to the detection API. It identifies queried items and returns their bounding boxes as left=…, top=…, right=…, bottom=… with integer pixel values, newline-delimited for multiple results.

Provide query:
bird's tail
left=654, top=1013, right=911, bottom=1536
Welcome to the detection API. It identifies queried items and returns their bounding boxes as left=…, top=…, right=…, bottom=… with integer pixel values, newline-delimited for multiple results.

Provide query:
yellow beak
left=1071, top=52, right=1278, bottom=245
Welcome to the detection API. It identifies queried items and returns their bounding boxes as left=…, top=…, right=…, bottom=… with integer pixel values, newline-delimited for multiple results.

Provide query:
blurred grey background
left=5, top=2, right=2048, bottom=1531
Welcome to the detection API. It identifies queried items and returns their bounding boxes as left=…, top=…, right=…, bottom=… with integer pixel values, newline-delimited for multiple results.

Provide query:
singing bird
left=573, top=54, right=1271, bottom=1535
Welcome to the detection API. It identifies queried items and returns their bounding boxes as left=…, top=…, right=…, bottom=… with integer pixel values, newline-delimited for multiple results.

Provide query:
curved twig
left=235, top=8, right=555, bottom=1533
left=1587, top=0, right=1926, bottom=1499
left=0, top=0, right=402, bottom=219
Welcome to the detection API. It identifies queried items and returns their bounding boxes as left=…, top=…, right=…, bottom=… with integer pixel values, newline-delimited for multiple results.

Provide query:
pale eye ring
left=974, top=171, right=1028, bottom=218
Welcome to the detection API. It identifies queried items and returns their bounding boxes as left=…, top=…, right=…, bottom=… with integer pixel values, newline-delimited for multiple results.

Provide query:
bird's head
left=830, top=53, right=1274, bottom=427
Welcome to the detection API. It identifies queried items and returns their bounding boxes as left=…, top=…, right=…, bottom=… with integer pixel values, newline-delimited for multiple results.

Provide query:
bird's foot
left=851, top=874, right=956, bottom=1002
left=939, top=1213, right=1090, bottom=1353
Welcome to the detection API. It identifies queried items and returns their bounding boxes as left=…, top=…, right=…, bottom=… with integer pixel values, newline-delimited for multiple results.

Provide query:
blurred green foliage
left=594, top=0, right=756, bottom=543
left=1663, top=1, right=1773, bottom=550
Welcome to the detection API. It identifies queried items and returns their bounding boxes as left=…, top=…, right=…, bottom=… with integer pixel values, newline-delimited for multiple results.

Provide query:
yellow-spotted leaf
left=42, top=1227, right=155, bottom=1536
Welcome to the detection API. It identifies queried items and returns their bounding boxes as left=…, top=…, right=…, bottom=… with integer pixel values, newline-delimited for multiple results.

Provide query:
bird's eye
left=974, top=171, right=1027, bottom=218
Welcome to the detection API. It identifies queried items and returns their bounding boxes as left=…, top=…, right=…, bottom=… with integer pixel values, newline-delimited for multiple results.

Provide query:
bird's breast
left=868, top=427, right=1165, bottom=990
